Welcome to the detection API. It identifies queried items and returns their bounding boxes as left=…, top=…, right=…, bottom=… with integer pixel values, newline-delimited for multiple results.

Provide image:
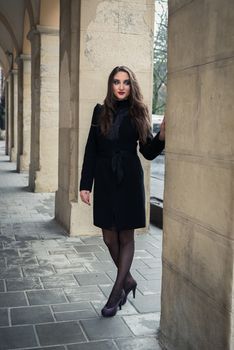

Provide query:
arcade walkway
left=0, top=141, right=162, bottom=350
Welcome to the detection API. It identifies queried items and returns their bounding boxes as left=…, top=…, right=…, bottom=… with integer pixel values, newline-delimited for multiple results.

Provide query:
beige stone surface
left=29, top=30, right=59, bottom=192
left=160, top=0, right=234, bottom=349
left=168, top=0, right=234, bottom=72
left=163, top=213, right=233, bottom=309
left=166, top=58, right=234, bottom=158
left=164, top=155, right=233, bottom=237
left=10, top=70, right=18, bottom=162
left=19, top=57, right=31, bottom=171
left=56, top=0, right=155, bottom=235
left=160, top=266, right=230, bottom=350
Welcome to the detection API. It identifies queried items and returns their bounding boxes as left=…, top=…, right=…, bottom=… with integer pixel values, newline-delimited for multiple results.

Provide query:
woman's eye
left=113, top=79, right=120, bottom=85
left=124, top=80, right=130, bottom=85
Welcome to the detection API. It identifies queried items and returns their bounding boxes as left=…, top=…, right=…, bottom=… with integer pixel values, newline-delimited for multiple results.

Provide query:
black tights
left=102, top=228, right=135, bottom=307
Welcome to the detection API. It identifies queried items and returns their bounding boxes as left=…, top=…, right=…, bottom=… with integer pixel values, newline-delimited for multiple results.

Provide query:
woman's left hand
left=159, top=117, right=165, bottom=141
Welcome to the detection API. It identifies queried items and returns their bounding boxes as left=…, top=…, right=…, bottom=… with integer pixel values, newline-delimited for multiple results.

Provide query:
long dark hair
left=100, top=66, right=151, bottom=143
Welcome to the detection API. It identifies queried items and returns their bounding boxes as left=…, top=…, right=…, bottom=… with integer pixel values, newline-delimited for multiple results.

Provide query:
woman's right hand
left=80, top=190, right=91, bottom=205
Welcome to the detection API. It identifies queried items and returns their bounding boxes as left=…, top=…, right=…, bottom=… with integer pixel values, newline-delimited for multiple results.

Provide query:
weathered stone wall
left=56, top=0, right=155, bottom=235
left=29, top=27, right=59, bottom=192
left=11, top=70, right=18, bottom=162
left=159, top=0, right=234, bottom=349
left=18, top=55, right=31, bottom=172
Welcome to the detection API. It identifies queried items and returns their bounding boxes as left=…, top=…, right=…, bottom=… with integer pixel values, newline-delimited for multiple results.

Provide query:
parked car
left=151, top=114, right=164, bottom=135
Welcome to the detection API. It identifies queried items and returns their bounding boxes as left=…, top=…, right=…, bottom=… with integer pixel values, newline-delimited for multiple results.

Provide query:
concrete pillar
left=5, top=81, right=9, bottom=155
left=17, top=55, right=31, bottom=172
left=10, top=70, right=18, bottom=162
left=159, top=0, right=234, bottom=349
left=6, top=74, right=13, bottom=158
left=28, top=26, right=59, bottom=192
left=55, top=0, right=155, bottom=235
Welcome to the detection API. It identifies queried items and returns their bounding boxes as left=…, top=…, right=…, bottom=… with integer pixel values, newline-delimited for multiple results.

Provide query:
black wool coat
left=80, top=101, right=165, bottom=230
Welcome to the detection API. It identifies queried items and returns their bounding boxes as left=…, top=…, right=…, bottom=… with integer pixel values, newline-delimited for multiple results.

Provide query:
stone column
left=6, top=74, right=13, bottom=158
left=10, top=70, right=18, bottom=162
left=28, top=26, right=59, bottom=192
left=55, top=0, right=155, bottom=235
left=159, top=0, right=234, bottom=349
left=17, top=55, right=31, bottom=172
left=5, top=81, right=9, bottom=155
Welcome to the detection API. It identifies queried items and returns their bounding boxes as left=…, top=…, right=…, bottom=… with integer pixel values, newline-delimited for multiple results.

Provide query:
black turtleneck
left=107, top=99, right=130, bottom=140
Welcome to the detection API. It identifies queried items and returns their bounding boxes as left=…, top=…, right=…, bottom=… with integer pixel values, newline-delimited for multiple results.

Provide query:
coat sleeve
left=139, top=131, right=165, bottom=160
left=79, top=104, right=101, bottom=192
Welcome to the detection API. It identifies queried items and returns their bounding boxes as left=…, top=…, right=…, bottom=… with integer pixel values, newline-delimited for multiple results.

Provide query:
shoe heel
left=132, top=285, right=137, bottom=299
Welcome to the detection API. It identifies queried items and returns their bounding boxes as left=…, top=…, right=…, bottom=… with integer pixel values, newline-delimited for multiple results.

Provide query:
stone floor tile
left=74, top=272, right=112, bottom=286
left=41, top=275, right=79, bottom=289
left=27, top=289, right=67, bottom=305
left=51, top=301, right=92, bottom=312
left=0, top=291, right=27, bottom=307
left=3, top=241, right=31, bottom=249
left=80, top=236, right=104, bottom=245
left=136, top=279, right=161, bottom=295
left=66, top=291, right=106, bottom=304
left=129, top=293, right=161, bottom=313
left=6, top=256, right=38, bottom=267
left=94, top=251, right=113, bottom=262
left=31, top=240, right=60, bottom=250
left=0, top=267, right=22, bottom=279
left=84, top=261, right=115, bottom=273
left=23, top=265, right=55, bottom=277
left=107, top=269, right=145, bottom=283
left=116, top=336, right=161, bottom=350
left=0, top=325, right=38, bottom=350
left=11, top=305, right=54, bottom=325
left=66, top=255, right=98, bottom=264
left=131, top=260, right=149, bottom=269
left=36, top=321, right=86, bottom=346
left=48, top=248, right=77, bottom=255
left=19, top=248, right=49, bottom=257
left=134, top=250, right=155, bottom=259
left=54, top=309, right=97, bottom=321
left=141, top=258, right=162, bottom=268
left=0, top=249, right=19, bottom=258
left=0, top=308, right=9, bottom=326
left=37, top=255, right=70, bottom=266
left=67, top=340, right=117, bottom=350
left=14, top=234, right=41, bottom=241
left=123, top=313, right=160, bottom=336
left=6, top=277, right=42, bottom=291
left=81, top=317, right=133, bottom=340
left=54, top=265, right=87, bottom=274
left=74, top=245, right=105, bottom=253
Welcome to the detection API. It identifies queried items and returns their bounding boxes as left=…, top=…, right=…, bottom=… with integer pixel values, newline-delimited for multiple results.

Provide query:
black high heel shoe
left=101, top=289, right=125, bottom=317
left=122, top=280, right=137, bottom=305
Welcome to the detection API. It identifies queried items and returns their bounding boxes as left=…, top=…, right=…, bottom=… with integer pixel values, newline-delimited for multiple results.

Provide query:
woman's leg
left=102, top=228, right=120, bottom=267
left=104, top=229, right=135, bottom=307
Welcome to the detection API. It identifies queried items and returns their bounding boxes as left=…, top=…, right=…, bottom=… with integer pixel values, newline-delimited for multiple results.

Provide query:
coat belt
left=98, top=150, right=137, bottom=184
left=111, top=150, right=137, bottom=184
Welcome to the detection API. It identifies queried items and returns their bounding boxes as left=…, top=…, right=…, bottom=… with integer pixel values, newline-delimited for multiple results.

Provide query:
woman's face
left=112, top=71, right=131, bottom=100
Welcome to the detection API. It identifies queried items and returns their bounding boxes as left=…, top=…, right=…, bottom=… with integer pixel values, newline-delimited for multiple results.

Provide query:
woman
left=80, top=66, right=165, bottom=317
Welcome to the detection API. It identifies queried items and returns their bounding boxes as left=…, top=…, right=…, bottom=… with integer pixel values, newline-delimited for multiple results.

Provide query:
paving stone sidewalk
left=0, top=141, right=162, bottom=350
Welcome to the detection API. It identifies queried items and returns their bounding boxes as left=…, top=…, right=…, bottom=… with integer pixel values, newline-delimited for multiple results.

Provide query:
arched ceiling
left=0, top=0, right=26, bottom=53
left=0, top=0, right=59, bottom=75
left=0, top=0, right=36, bottom=74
